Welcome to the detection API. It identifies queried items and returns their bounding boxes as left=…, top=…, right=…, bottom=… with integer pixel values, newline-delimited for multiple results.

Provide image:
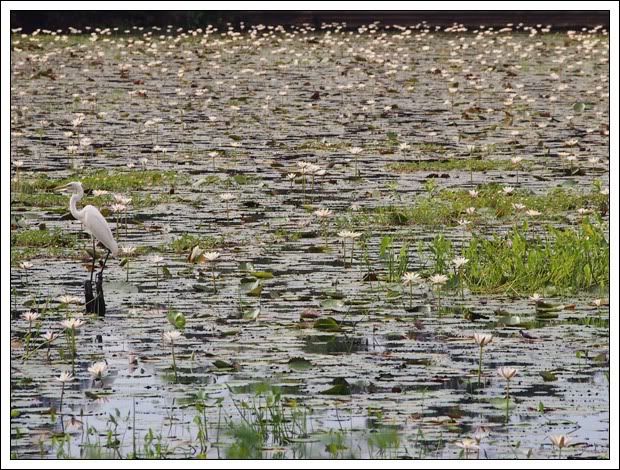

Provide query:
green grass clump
left=347, top=184, right=605, bottom=227
left=463, top=219, right=609, bottom=294
left=389, top=158, right=513, bottom=173
left=225, top=424, right=264, bottom=459
left=169, top=234, right=221, bottom=253
left=11, top=228, right=76, bottom=248
left=19, top=169, right=179, bottom=193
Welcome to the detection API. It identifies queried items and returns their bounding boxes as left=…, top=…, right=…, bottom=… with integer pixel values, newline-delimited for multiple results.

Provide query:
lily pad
left=320, top=378, right=351, bottom=395
left=287, top=357, right=313, bottom=370
left=313, top=317, right=341, bottom=332
left=240, top=279, right=263, bottom=296
left=320, top=299, right=346, bottom=312
left=212, top=360, right=235, bottom=370
left=167, top=310, right=186, bottom=329
left=242, top=307, right=261, bottom=321
left=250, top=271, right=273, bottom=279
left=539, top=370, right=558, bottom=382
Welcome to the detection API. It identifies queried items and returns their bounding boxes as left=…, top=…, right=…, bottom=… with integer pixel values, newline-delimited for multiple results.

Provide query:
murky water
left=10, top=23, right=609, bottom=459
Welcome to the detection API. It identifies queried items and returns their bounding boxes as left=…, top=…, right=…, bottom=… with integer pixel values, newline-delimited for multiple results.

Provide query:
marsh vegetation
left=9, top=21, right=609, bottom=459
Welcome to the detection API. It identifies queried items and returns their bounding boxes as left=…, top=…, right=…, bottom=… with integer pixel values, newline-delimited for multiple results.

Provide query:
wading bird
left=57, top=182, right=118, bottom=280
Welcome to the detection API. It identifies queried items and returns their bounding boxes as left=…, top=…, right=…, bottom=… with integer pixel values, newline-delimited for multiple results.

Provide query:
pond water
left=10, top=22, right=609, bottom=459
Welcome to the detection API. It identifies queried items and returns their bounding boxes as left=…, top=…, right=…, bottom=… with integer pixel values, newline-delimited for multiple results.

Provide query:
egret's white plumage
left=63, top=182, right=118, bottom=256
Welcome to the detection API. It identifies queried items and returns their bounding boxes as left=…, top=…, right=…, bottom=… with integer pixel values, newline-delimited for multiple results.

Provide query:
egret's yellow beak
left=54, top=183, right=71, bottom=193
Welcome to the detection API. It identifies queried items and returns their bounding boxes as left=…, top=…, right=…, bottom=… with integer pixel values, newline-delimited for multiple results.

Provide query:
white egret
left=57, top=182, right=118, bottom=280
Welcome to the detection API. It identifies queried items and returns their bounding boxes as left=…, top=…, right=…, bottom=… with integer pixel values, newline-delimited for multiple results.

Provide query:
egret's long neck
left=69, top=190, right=84, bottom=221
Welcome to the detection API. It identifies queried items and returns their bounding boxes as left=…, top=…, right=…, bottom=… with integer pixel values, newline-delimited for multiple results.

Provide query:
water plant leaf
left=240, top=279, right=263, bottom=296
left=213, top=360, right=235, bottom=370
left=313, top=317, right=341, bottom=332
left=242, top=307, right=261, bottom=321
left=192, top=283, right=211, bottom=292
left=167, top=310, right=186, bottom=329
left=489, top=397, right=516, bottom=410
left=287, top=357, right=313, bottom=370
left=239, top=262, right=255, bottom=272
left=573, top=101, right=586, bottom=113
left=535, top=301, right=575, bottom=312
left=320, top=378, right=351, bottom=395
left=539, top=370, right=558, bottom=382
left=250, top=271, right=273, bottom=279
left=535, top=310, right=560, bottom=320
left=320, top=299, right=346, bottom=312
left=497, top=313, right=523, bottom=326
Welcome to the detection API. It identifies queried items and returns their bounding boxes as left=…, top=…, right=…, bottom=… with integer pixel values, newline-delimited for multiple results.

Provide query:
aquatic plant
left=60, top=317, right=85, bottom=373
left=473, top=333, right=493, bottom=387
left=497, top=366, right=518, bottom=421
left=549, top=434, right=572, bottom=459
left=163, top=330, right=182, bottom=382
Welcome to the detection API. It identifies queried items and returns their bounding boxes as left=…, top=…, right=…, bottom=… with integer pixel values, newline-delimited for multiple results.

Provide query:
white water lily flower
left=452, top=257, right=469, bottom=269
left=549, top=435, right=572, bottom=449
left=149, top=255, right=164, bottom=264
left=56, top=371, right=74, bottom=383
left=314, top=208, right=333, bottom=219
left=41, top=331, right=60, bottom=342
left=455, top=438, right=479, bottom=451
left=497, top=366, right=517, bottom=381
left=220, top=193, right=237, bottom=202
left=163, top=330, right=183, bottom=344
left=338, top=230, right=362, bottom=239
left=120, top=246, right=137, bottom=256
left=88, top=361, right=108, bottom=380
left=202, top=251, right=220, bottom=262
left=401, top=272, right=422, bottom=286
left=430, top=274, right=449, bottom=286
left=61, top=318, right=85, bottom=330
left=473, top=333, right=493, bottom=347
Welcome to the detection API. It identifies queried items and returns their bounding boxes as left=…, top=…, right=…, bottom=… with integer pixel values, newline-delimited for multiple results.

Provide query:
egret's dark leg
left=90, top=236, right=96, bottom=283
left=100, top=249, right=111, bottom=275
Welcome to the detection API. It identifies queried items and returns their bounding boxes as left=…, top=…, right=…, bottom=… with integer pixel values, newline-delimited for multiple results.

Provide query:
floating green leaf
left=167, top=310, right=186, bottom=330
left=287, top=357, right=313, bottom=370
left=320, top=299, right=346, bottom=312
left=313, top=317, right=341, bottom=332
left=539, top=370, right=558, bottom=382
left=250, top=271, right=273, bottom=279
left=213, top=360, right=235, bottom=370
left=573, top=101, right=586, bottom=113
left=320, top=378, right=351, bottom=395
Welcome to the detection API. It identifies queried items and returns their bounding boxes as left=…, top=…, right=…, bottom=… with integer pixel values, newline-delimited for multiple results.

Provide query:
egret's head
left=55, top=181, right=83, bottom=194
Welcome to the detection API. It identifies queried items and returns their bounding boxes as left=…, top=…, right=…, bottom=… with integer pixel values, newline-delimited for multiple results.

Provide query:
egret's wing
left=83, top=205, right=118, bottom=255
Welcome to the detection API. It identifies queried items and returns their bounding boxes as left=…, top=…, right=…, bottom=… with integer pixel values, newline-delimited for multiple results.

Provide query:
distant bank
left=10, top=10, right=610, bottom=33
